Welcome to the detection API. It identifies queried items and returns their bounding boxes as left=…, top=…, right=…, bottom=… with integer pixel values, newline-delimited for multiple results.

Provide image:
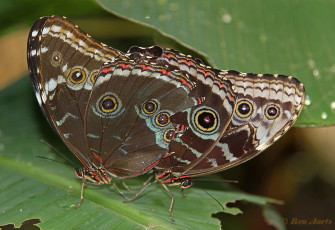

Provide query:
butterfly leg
left=120, top=180, right=136, bottom=194
left=75, top=180, right=86, bottom=208
left=122, top=177, right=158, bottom=202
left=160, top=182, right=175, bottom=222
left=120, top=175, right=154, bottom=194
left=181, top=188, right=186, bottom=198
left=112, top=182, right=133, bottom=200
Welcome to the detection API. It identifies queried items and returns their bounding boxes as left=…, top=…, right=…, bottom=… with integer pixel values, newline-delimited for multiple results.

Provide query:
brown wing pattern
left=125, top=46, right=305, bottom=183
left=27, top=16, right=125, bottom=168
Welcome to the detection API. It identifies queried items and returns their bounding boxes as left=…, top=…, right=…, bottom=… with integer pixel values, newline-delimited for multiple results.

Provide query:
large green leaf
left=0, top=0, right=105, bottom=36
left=0, top=78, right=284, bottom=229
left=97, top=0, right=335, bottom=126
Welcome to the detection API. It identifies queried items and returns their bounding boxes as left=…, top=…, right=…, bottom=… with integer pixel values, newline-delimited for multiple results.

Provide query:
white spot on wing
left=217, top=143, right=238, bottom=162
left=42, top=27, right=50, bottom=35
left=47, top=78, right=57, bottom=91
left=56, top=113, right=78, bottom=126
left=207, top=158, right=218, bottom=167
left=41, top=91, right=47, bottom=103
left=87, top=133, right=100, bottom=139
left=41, top=47, right=49, bottom=53
left=57, top=75, right=66, bottom=84
left=173, top=138, right=202, bottom=158
left=66, top=31, right=72, bottom=38
left=95, top=73, right=111, bottom=87
left=62, top=64, right=68, bottom=72
left=48, top=91, right=56, bottom=100
left=30, top=49, right=36, bottom=56
left=174, top=157, right=191, bottom=165
left=84, top=81, right=93, bottom=90
left=51, top=25, right=61, bottom=33
left=31, top=30, right=38, bottom=37
left=284, top=110, right=292, bottom=119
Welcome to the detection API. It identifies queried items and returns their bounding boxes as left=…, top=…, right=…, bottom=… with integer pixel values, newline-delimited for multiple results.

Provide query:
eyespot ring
left=163, top=129, right=175, bottom=142
left=50, top=51, right=63, bottom=67
left=69, top=68, right=86, bottom=84
left=99, top=94, right=118, bottom=113
left=236, top=100, right=253, bottom=118
left=265, top=104, right=280, bottom=119
left=142, top=100, right=158, bottom=115
left=194, top=108, right=218, bottom=132
left=93, top=92, right=124, bottom=118
left=90, top=71, right=99, bottom=84
left=155, top=112, right=170, bottom=127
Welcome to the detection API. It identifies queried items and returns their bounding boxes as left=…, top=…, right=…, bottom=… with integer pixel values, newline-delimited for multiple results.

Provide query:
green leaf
left=0, top=0, right=105, bottom=36
left=97, top=0, right=335, bottom=126
left=0, top=77, right=282, bottom=229
left=262, top=205, right=286, bottom=230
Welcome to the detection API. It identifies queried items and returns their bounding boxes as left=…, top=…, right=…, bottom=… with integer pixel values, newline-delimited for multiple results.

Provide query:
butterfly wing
left=127, top=47, right=237, bottom=175
left=128, top=47, right=304, bottom=179
left=27, top=17, right=206, bottom=179
left=83, top=58, right=198, bottom=177
left=178, top=71, right=305, bottom=176
left=27, top=16, right=125, bottom=168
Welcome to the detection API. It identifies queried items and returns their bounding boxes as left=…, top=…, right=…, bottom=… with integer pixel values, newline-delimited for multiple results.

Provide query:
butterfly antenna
left=201, top=188, right=225, bottom=212
left=35, top=155, right=70, bottom=165
left=192, top=178, right=239, bottom=184
left=39, top=139, right=74, bottom=166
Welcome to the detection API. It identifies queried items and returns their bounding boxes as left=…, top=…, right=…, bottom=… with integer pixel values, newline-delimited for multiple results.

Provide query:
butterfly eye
left=194, top=109, right=218, bottom=132
left=99, top=95, right=118, bottom=113
left=142, top=100, right=158, bottom=114
left=180, top=179, right=192, bottom=189
left=236, top=100, right=253, bottom=118
left=163, top=129, right=175, bottom=142
left=265, top=105, right=280, bottom=119
left=155, top=112, right=170, bottom=127
left=69, top=68, right=86, bottom=84
left=51, top=51, right=62, bottom=67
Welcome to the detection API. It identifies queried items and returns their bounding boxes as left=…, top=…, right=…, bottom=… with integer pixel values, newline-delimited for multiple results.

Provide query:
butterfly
left=27, top=16, right=305, bottom=220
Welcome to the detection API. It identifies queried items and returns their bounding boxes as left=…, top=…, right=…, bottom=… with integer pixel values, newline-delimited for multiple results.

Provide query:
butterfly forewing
left=83, top=58, right=198, bottom=177
left=27, top=16, right=127, bottom=172
left=28, top=18, right=205, bottom=180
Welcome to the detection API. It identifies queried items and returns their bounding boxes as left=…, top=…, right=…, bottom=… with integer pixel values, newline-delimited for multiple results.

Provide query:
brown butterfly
left=27, top=16, right=305, bottom=221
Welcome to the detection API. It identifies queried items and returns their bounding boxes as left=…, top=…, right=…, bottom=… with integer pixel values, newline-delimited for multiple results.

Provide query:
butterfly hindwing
left=182, top=71, right=305, bottom=175
left=126, top=46, right=305, bottom=179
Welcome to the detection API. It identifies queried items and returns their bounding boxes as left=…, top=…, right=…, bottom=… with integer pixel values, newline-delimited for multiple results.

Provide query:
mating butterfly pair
left=27, top=16, right=305, bottom=220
